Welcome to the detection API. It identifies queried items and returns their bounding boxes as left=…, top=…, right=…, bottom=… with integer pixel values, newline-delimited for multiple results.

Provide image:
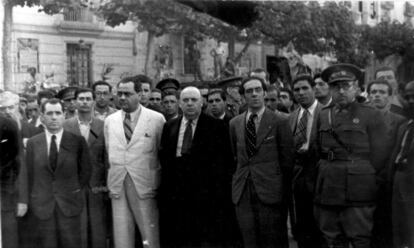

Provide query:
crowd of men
left=1, top=63, right=414, bottom=248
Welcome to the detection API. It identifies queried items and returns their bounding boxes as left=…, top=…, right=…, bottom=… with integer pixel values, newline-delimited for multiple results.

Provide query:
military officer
left=314, top=64, right=389, bottom=248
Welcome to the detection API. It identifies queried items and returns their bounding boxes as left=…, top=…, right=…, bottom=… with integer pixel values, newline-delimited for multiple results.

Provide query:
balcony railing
left=63, top=8, right=93, bottom=22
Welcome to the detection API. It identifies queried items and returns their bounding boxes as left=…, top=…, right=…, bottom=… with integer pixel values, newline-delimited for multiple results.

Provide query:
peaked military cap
left=216, top=76, right=243, bottom=88
left=321, top=63, right=362, bottom=84
left=156, top=78, right=180, bottom=92
left=56, top=86, right=78, bottom=101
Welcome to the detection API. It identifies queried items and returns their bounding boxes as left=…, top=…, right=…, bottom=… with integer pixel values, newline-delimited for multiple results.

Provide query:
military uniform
left=314, top=64, right=389, bottom=248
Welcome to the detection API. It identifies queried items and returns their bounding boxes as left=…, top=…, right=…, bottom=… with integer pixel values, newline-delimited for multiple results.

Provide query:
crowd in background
left=1, top=63, right=414, bottom=248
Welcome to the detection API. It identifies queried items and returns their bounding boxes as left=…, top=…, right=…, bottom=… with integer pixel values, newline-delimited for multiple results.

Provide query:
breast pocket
left=337, top=124, right=368, bottom=145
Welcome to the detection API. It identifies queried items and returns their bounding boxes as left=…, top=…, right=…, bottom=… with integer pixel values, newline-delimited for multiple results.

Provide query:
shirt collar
left=219, top=112, right=226, bottom=120
left=122, top=105, right=141, bottom=122
left=300, top=100, right=318, bottom=116
left=183, top=115, right=199, bottom=127
left=45, top=128, right=64, bottom=141
left=247, top=106, right=265, bottom=121
left=77, top=116, right=92, bottom=126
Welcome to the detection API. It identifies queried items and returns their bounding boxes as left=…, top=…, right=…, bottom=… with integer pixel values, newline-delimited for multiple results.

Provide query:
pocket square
left=264, top=136, right=275, bottom=141
left=0, top=139, right=8, bottom=143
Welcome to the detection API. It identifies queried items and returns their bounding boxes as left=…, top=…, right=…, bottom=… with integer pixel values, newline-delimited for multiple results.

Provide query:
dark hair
left=367, top=79, right=393, bottom=96
left=151, top=88, right=162, bottom=94
left=292, top=74, right=315, bottom=87
left=279, top=88, right=294, bottom=100
left=250, top=68, right=269, bottom=81
left=118, top=75, right=151, bottom=93
left=375, top=66, right=395, bottom=79
left=267, top=85, right=278, bottom=93
left=37, top=90, right=55, bottom=105
left=207, top=88, right=226, bottom=101
left=75, top=87, right=95, bottom=100
left=240, top=76, right=267, bottom=95
left=40, top=98, right=64, bottom=113
left=162, top=91, right=179, bottom=100
left=92, top=81, right=112, bottom=92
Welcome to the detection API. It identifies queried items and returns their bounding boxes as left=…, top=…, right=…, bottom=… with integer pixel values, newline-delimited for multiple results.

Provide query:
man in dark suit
left=0, top=115, right=20, bottom=248
left=289, top=74, right=323, bottom=248
left=160, top=86, right=233, bottom=247
left=63, top=88, right=108, bottom=248
left=229, top=77, right=294, bottom=248
left=390, top=81, right=414, bottom=248
left=25, top=98, right=91, bottom=248
left=367, top=79, right=406, bottom=248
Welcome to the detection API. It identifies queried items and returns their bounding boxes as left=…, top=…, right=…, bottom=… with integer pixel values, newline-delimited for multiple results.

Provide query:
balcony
left=58, top=7, right=104, bottom=36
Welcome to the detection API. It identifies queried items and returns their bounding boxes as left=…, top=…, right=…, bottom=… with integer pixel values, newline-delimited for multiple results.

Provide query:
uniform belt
left=320, top=151, right=370, bottom=161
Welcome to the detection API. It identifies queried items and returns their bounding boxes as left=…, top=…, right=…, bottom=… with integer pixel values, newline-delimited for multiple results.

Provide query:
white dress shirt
left=246, top=106, right=266, bottom=133
left=121, top=105, right=142, bottom=132
left=77, top=117, right=92, bottom=141
left=176, top=116, right=199, bottom=157
left=297, top=100, right=318, bottom=151
left=45, top=128, right=63, bottom=155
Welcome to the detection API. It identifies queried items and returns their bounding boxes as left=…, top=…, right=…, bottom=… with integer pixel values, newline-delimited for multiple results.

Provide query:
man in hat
left=57, top=86, right=78, bottom=119
left=389, top=81, right=414, bottom=248
left=156, top=78, right=180, bottom=95
left=314, top=64, right=389, bottom=248
left=216, top=76, right=244, bottom=116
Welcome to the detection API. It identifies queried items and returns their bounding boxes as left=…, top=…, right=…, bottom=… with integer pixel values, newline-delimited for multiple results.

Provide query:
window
left=66, top=43, right=92, bottom=87
left=63, top=7, right=93, bottom=22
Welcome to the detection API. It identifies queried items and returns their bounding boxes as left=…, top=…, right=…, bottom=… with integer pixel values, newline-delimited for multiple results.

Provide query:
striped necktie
left=124, top=113, right=133, bottom=143
left=294, top=110, right=309, bottom=149
left=245, top=114, right=257, bottom=158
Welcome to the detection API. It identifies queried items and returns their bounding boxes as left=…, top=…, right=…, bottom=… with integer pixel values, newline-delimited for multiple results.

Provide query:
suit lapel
left=113, top=111, right=128, bottom=146
left=127, top=107, right=149, bottom=147
left=88, top=118, right=101, bottom=146
left=256, top=109, right=275, bottom=148
left=310, top=102, right=322, bottom=143
left=290, top=108, right=300, bottom=133
left=56, top=131, right=70, bottom=173
left=236, top=112, right=247, bottom=152
left=38, top=134, right=52, bottom=173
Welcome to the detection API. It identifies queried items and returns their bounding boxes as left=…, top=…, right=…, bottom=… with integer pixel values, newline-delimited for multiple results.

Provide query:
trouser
left=1, top=210, right=18, bottom=248
left=292, top=189, right=322, bottom=248
left=111, top=173, right=159, bottom=248
left=37, top=204, right=82, bottom=248
left=314, top=204, right=375, bottom=248
left=80, top=187, right=108, bottom=248
left=235, top=179, right=288, bottom=248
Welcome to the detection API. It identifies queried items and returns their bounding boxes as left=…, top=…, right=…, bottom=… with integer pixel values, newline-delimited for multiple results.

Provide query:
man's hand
left=16, top=203, right=28, bottom=217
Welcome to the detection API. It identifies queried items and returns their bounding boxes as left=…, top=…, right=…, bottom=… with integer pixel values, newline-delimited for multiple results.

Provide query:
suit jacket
left=390, top=120, right=414, bottom=247
left=0, top=116, right=20, bottom=211
left=288, top=102, right=323, bottom=193
left=104, top=107, right=165, bottom=199
left=229, top=108, right=294, bottom=205
left=26, top=131, right=91, bottom=220
left=159, top=113, right=233, bottom=243
left=64, top=117, right=107, bottom=188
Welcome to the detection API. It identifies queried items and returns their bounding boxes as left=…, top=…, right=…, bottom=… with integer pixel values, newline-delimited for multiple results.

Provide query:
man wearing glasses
left=314, top=64, right=389, bottom=248
left=92, top=81, right=116, bottom=121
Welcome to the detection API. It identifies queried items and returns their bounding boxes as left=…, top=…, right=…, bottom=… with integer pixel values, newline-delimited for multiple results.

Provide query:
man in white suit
left=104, top=76, right=165, bottom=248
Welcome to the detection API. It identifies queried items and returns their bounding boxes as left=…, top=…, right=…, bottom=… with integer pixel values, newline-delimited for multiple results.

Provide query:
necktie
left=398, top=122, right=414, bottom=163
left=50, top=135, right=58, bottom=171
left=181, top=119, right=193, bottom=155
left=294, top=110, right=309, bottom=149
left=124, top=113, right=133, bottom=143
left=245, top=114, right=257, bottom=158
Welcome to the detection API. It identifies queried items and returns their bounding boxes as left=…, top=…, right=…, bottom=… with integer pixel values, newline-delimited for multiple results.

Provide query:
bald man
left=159, top=87, right=235, bottom=247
